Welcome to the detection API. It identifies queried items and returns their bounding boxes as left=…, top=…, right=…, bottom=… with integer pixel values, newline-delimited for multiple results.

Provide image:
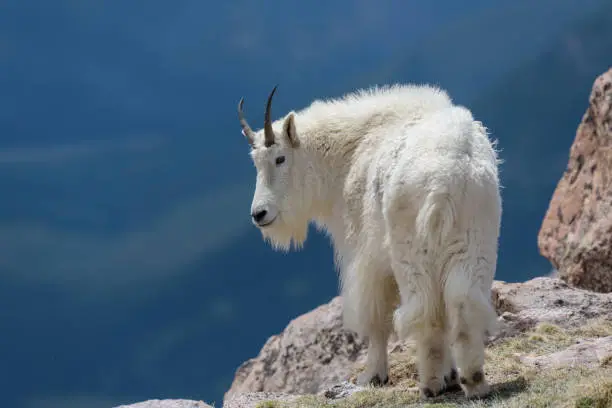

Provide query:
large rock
left=223, top=276, right=612, bottom=407
left=538, top=67, right=612, bottom=293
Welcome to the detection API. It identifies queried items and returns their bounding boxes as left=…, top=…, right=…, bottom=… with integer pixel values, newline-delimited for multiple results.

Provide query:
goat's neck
left=297, top=124, right=362, bottom=221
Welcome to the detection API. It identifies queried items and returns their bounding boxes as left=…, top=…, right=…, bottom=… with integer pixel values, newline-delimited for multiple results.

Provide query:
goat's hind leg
left=413, top=322, right=457, bottom=399
left=389, top=257, right=452, bottom=398
left=385, top=222, right=451, bottom=395
left=444, top=260, right=497, bottom=399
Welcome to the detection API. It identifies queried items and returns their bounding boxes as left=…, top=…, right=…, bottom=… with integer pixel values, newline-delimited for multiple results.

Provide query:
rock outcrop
left=538, top=67, right=612, bottom=293
left=223, top=276, right=612, bottom=407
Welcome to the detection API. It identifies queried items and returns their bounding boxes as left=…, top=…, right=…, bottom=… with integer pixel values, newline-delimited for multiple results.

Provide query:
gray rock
left=114, top=399, right=212, bottom=408
left=520, top=336, right=612, bottom=369
left=319, top=381, right=366, bottom=400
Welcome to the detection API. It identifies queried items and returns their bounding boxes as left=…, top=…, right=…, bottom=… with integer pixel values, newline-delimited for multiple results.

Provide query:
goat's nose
left=252, top=209, right=268, bottom=223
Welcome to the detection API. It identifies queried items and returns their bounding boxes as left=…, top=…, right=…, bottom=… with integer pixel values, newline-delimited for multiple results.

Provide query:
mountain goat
left=237, top=84, right=502, bottom=400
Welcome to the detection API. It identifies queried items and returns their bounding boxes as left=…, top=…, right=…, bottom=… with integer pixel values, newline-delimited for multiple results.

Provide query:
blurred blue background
left=1, top=1, right=611, bottom=407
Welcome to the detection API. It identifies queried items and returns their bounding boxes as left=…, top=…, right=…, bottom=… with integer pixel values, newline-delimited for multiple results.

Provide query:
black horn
left=238, top=98, right=255, bottom=146
left=263, top=85, right=278, bottom=147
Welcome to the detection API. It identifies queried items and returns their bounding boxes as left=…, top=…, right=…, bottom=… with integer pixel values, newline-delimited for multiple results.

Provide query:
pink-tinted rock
left=538, top=67, right=612, bottom=293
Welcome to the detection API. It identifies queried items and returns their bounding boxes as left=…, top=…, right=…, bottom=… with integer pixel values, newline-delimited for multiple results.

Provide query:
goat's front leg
left=357, top=329, right=391, bottom=386
left=342, top=267, right=398, bottom=387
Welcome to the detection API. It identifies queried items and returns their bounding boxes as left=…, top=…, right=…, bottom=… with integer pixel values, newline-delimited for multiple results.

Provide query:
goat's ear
left=282, top=112, right=299, bottom=148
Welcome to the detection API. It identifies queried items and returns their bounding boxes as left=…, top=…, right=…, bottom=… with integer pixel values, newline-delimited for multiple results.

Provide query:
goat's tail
left=415, top=191, right=457, bottom=252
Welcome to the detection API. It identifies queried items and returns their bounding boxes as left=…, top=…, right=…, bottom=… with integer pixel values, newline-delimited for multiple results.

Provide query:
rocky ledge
left=218, top=276, right=612, bottom=407
left=116, top=276, right=612, bottom=408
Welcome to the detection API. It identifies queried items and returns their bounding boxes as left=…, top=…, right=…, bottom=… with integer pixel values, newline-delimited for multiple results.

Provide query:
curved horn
left=263, top=85, right=278, bottom=147
left=238, top=98, right=255, bottom=146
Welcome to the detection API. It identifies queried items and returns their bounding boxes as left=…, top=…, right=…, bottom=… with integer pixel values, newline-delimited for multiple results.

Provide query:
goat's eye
left=275, top=156, right=286, bottom=166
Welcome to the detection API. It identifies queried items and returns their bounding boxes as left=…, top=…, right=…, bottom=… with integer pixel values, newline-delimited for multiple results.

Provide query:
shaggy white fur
left=238, top=83, right=502, bottom=400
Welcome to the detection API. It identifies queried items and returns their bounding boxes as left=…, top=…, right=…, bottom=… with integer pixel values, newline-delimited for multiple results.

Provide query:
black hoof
left=459, top=370, right=485, bottom=387
left=444, top=368, right=458, bottom=385
left=370, top=374, right=389, bottom=387
left=444, top=368, right=462, bottom=392
left=421, top=387, right=435, bottom=398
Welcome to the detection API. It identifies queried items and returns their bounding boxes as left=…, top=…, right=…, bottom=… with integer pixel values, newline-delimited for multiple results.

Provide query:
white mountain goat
left=237, top=84, right=502, bottom=400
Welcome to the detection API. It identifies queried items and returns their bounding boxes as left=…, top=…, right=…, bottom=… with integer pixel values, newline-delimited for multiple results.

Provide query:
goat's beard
left=259, top=213, right=309, bottom=252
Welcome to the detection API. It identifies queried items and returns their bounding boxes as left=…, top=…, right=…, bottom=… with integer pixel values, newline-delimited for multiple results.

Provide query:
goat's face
left=249, top=133, right=296, bottom=227
left=238, top=87, right=306, bottom=249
